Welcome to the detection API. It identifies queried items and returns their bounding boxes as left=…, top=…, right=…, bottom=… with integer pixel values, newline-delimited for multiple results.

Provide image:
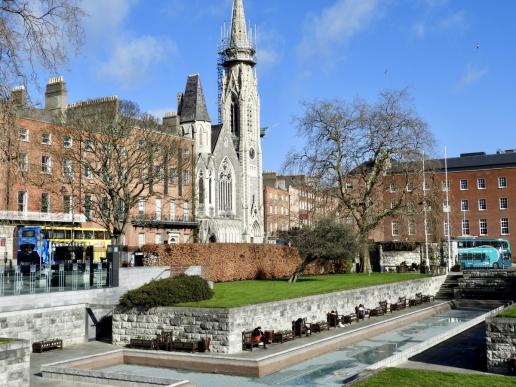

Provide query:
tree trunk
left=289, top=259, right=311, bottom=283
left=359, top=242, right=371, bottom=273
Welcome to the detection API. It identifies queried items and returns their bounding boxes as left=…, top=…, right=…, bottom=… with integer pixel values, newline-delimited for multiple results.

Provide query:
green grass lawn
left=179, top=273, right=428, bottom=308
left=357, top=368, right=515, bottom=387
left=498, top=305, right=516, bottom=318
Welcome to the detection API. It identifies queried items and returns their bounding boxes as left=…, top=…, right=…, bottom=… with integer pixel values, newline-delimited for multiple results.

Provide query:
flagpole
left=445, top=146, right=452, bottom=271
left=423, top=153, right=430, bottom=271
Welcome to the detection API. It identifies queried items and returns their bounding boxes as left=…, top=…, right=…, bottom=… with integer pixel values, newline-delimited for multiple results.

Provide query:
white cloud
left=99, top=36, right=174, bottom=88
left=81, top=0, right=138, bottom=39
left=413, top=22, right=426, bottom=38
left=456, top=64, right=488, bottom=90
left=439, top=10, right=466, bottom=30
left=298, top=0, right=380, bottom=62
left=256, top=28, right=284, bottom=68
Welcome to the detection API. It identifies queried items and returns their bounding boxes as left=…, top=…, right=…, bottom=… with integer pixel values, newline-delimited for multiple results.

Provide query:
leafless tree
left=46, top=99, right=189, bottom=244
left=285, top=90, right=435, bottom=272
left=0, top=0, right=84, bottom=98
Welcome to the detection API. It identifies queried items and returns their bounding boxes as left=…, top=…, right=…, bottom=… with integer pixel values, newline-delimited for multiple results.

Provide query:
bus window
left=74, top=230, right=83, bottom=240
left=21, top=230, right=36, bottom=238
left=83, top=230, right=94, bottom=240
left=94, top=231, right=107, bottom=240
left=53, top=229, right=65, bottom=239
left=64, top=230, right=72, bottom=239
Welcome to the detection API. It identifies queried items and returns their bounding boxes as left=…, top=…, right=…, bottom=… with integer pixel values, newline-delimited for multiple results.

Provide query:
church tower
left=218, top=0, right=264, bottom=242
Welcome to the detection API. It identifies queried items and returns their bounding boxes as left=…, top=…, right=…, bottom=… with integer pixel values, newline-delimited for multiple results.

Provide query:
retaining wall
left=113, top=275, right=446, bottom=353
left=487, top=316, right=516, bottom=374
left=0, top=339, right=30, bottom=387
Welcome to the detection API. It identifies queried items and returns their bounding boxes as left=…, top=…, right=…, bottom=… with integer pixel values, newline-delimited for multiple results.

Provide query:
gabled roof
left=211, top=124, right=222, bottom=153
left=179, top=74, right=211, bottom=124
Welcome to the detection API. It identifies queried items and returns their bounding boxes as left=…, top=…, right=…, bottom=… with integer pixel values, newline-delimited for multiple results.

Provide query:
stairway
left=435, top=273, right=463, bottom=299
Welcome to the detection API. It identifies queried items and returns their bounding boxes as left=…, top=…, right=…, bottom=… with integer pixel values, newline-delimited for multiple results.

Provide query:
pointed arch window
left=247, top=103, right=253, bottom=133
left=230, top=95, right=240, bottom=137
left=218, top=159, right=233, bottom=212
left=198, top=171, right=205, bottom=206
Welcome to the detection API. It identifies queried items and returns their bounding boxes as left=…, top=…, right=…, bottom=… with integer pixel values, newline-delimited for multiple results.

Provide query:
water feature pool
left=97, top=307, right=491, bottom=386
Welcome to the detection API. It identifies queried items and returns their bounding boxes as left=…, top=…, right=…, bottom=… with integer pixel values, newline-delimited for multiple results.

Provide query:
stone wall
left=382, top=249, right=421, bottom=268
left=455, top=270, right=516, bottom=300
left=0, top=339, right=30, bottom=387
left=113, top=275, right=446, bottom=353
left=487, top=316, right=516, bottom=374
left=143, top=243, right=347, bottom=282
left=0, top=304, right=86, bottom=346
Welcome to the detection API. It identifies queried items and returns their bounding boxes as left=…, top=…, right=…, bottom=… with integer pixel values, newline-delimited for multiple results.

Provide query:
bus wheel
left=492, top=263, right=500, bottom=269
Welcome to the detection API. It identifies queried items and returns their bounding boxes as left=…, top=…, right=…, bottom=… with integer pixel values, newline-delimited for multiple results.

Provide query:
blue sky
left=32, top=0, right=516, bottom=172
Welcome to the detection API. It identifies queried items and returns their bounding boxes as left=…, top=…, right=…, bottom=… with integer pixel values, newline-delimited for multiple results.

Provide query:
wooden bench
left=273, top=330, right=294, bottom=343
left=343, top=313, right=358, bottom=325
left=242, top=330, right=266, bottom=351
left=369, top=306, right=385, bottom=317
left=409, top=293, right=423, bottom=307
left=379, top=300, right=390, bottom=314
left=129, top=338, right=156, bottom=350
left=327, top=311, right=345, bottom=328
left=155, top=331, right=173, bottom=351
left=422, top=294, right=434, bottom=303
left=170, top=340, right=197, bottom=353
left=32, top=338, right=63, bottom=353
left=312, top=320, right=329, bottom=333
left=391, top=296, right=407, bottom=311
left=292, top=318, right=312, bottom=337
left=355, top=306, right=370, bottom=319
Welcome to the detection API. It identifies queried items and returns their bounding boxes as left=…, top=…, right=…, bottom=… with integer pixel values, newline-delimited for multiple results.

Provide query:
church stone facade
left=173, top=0, right=264, bottom=243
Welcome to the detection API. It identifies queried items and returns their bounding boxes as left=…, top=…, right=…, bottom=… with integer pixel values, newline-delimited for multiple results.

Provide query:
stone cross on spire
left=230, top=0, right=249, bottom=49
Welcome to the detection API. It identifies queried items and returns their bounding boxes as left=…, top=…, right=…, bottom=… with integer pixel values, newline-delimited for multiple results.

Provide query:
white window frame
left=460, top=179, right=468, bottom=190
left=443, top=220, right=450, bottom=237
left=500, top=197, right=508, bottom=210
left=154, top=233, right=162, bottom=245
left=155, top=198, right=162, bottom=220
left=477, top=178, right=486, bottom=189
left=460, top=199, right=469, bottom=212
left=63, top=135, right=73, bottom=148
left=391, top=220, right=400, bottom=237
left=138, top=198, right=145, bottom=216
left=478, top=198, right=486, bottom=211
left=408, top=221, right=416, bottom=236
left=41, top=192, right=50, bottom=213
left=442, top=180, right=450, bottom=191
left=461, top=219, right=470, bottom=236
left=389, top=182, right=397, bottom=193
left=17, top=191, right=27, bottom=213
left=41, top=155, right=52, bottom=174
left=501, top=218, right=509, bottom=235
left=19, top=127, right=29, bottom=141
left=479, top=219, right=488, bottom=236
left=138, top=233, right=146, bottom=247
left=85, top=139, right=94, bottom=152
left=498, top=176, right=507, bottom=188
left=18, top=153, right=28, bottom=172
left=41, top=133, right=52, bottom=145
left=169, top=200, right=176, bottom=221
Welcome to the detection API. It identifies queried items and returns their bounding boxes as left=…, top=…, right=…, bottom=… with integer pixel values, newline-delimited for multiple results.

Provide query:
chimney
left=163, top=112, right=179, bottom=134
left=176, top=92, right=184, bottom=115
left=45, top=76, right=67, bottom=111
left=11, top=85, right=27, bottom=107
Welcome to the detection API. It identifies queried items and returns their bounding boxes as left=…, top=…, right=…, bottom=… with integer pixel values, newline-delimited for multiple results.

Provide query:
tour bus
left=16, top=226, right=111, bottom=267
left=455, top=237, right=512, bottom=269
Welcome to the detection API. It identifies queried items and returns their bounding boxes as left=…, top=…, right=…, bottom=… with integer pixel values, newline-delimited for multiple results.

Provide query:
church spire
left=222, top=0, right=256, bottom=67
left=230, top=0, right=249, bottom=49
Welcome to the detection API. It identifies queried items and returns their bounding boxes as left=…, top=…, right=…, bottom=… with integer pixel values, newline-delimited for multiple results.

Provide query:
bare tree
left=285, top=90, right=434, bottom=272
left=46, top=99, right=188, bottom=244
left=0, top=0, right=84, bottom=98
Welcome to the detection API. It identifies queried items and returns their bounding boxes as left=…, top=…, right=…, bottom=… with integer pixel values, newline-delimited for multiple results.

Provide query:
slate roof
left=433, top=152, right=516, bottom=171
left=211, top=124, right=222, bottom=153
left=179, top=75, right=211, bottom=124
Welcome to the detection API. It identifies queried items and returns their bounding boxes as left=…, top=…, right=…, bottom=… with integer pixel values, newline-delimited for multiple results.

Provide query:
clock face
left=249, top=147, right=255, bottom=160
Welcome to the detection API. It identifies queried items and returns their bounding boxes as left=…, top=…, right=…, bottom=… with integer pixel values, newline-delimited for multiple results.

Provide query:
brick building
left=381, top=151, right=516, bottom=259
left=0, top=78, right=195, bottom=262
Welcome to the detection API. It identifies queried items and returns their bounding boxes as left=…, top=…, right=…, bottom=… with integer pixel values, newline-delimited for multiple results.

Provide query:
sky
left=30, top=0, right=516, bottom=172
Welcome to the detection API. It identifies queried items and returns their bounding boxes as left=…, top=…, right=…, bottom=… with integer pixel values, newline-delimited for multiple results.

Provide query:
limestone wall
left=487, top=316, right=516, bottom=374
left=0, top=304, right=86, bottom=346
left=113, top=275, right=446, bottom=353
left=0, top=339, right=30, bottom=387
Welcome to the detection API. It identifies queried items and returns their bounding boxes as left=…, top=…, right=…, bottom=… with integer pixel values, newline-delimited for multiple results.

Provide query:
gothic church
left=174, top=0, right=264, bottom=243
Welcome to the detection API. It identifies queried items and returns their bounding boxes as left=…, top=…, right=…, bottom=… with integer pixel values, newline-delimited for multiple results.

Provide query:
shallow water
left=101, top=307, right=488, bottom=386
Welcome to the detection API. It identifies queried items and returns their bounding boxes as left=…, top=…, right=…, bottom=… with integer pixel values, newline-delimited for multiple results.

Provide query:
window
left=63, top=135, right=73, bottom=148
left=218, top=159, right=233, bottom=212
left=345, top=182, right=353, bottom=190
left=500, top=197, right=508, bottom=210
left=405, top=182, right=414, bottom=192
left=389, top=182, right=397, bottom=193
left=63, top=195, right=72, bottom=214
left=391, top=220, right=400, bottom=237
left=408, top=221, right=416, bottom=236
left=17, top=191, right=27, bottom=212
left=84, top=139, right=94, bottom=152
left=19, top=128, right=29, bottom=141
left=479, top=219, right=488, bottom=236
left=498, top=176, right=507, bottom=188
left=501, top=218, right=509, bottom=235
left=478, top=199, right=486, bottom=211
left=138, top=233, right=145, bottom=247
left=182, top=148, right=190, bottom=159
left=138, top=198, right=145, bottom=216
left=460, top=179, right=468, bottom=190
left=63, top=159, right=73, bottom=179
left=184, top=234, right=190, bottom=244
left=461, top=219, right=470, bottom=236
left=41, top=193, right=50, bottom=213
left=169, top=168, right=178, bottom=185
left=423, top=180, right=430, bottom=191
left=42, top=133, right=51, bottom=144
left=84, top=164, right=93, bottom=179
left=184, top=202, right=190, bottom=221
left=390, top=201, right=396, bottom=210
left=41, top=155, right=51, bottom=174
left=155, top=199, right=162, bottom=220
left=477, top=178, right=486, bottom=189
left=18, top=153, right=28, bottom=171
left=425, top=219, right=432, bottom=235
left=182, top=170, right=189, bottom=185
left=443, top=220, right=450, bottom=237
left=442, top=180, right=450, bottom=191
left=169, top=200, right=176, bottom=221
left=460, top=199, right=469, bottom=211
left=84, top=195, right=92, bottom=221
left=155, top=233, right=162, bottom=245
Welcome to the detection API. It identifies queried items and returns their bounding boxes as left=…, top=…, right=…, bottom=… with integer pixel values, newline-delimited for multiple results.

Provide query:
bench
left=312, top=320, right=329, bottom=333
left=343, top=313, right=358, bottom=325
left=273, top=330, right=294, bottom=343
left=242, top=330, right=267, bottom=351
left=129, top=338, right=156, bottom=350
left=369, top=306, right=385, bottom=317
left=355, top=306, right=370, bottom=319
left=409, top=293, right=423, bottom=307
left=327, top=311, right=345, bottom=328
left=292, top=318, right=312, bottom=337
left=170, top=340, right=197, bottom=353
left=379, top=300, right=390, bottom=314
left=155, top=331, right=173, bottom=351
left=32, top=338, right=63, bottom=353
left=422, top=294, right=434, bottom=303
left=391, top=296, right=407, bottom=311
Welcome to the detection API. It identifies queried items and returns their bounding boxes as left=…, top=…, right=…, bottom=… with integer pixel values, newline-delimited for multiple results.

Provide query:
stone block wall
left=143, top=243, right=349, bottom=282
left=0, top=339, right=30, bottom=387
left=455, top=270, right=516, bottom=300
left=113, top=275, right=446, bottom=353
left=0, top=304, right=86, bottom=346
left=487, top=316, right=516, bottom=374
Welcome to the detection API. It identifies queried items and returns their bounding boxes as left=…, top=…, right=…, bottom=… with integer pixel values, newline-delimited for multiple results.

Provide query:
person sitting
left=357, top=304, right=368, bottom=319
left=252, top=326, right=268, bottom=349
